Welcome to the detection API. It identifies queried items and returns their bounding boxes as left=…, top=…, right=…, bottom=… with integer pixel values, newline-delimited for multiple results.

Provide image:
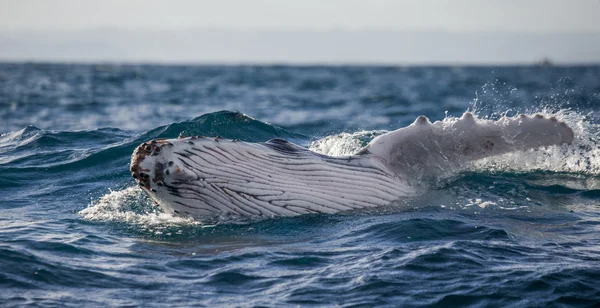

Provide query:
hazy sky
left=1, top=0, right=600, bottom=32
left=1, top=0, right=599, bottom=64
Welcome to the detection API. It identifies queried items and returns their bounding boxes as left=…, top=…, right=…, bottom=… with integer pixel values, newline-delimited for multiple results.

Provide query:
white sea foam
left=79, top=187, right=202, bottom=227
left=309, top=130, right=386, bottom=157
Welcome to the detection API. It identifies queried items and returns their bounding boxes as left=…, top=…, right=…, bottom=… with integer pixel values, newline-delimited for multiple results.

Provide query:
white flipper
left=363, top=113, right=574, bottom=176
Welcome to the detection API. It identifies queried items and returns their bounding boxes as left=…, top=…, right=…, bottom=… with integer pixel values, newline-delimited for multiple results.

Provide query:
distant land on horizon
left=1, top=29, right=599, bottom=65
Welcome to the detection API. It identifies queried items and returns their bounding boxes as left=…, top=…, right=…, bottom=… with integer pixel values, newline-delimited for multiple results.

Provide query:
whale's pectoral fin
left=362, top=112, right=574, bottom=174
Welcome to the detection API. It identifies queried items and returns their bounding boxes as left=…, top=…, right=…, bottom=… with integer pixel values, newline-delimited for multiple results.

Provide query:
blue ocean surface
left=1, top=63, right=600, bottom=307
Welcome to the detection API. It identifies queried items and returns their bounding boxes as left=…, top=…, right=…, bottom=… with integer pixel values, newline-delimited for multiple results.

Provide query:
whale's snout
left=130, top=139, right=170, bottom=191
left=130, top=139, right=199, bottom=194
left=129, top=137, right=224, bottom=217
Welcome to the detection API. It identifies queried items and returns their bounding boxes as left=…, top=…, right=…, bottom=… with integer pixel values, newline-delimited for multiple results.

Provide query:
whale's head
left=130, top=138, right=208, bottom=216
left=130, top=139, right=199, bottom=187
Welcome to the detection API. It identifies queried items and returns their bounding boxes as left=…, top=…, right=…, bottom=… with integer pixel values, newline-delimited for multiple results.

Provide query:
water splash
left=309, top=130, right=386, bottom=156
left=79, top=187, right=202, bottom=228
left=79, top=186, right=264, bottom=228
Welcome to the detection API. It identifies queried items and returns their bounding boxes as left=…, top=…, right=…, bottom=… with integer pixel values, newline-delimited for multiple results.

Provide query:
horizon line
left=2, top=59, right=599, bottom=67
left=2, top=27, right=600, bottom=35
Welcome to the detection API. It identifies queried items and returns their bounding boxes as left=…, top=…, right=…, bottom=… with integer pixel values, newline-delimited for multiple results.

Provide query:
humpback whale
left=130, top=113, right=574, bottom=219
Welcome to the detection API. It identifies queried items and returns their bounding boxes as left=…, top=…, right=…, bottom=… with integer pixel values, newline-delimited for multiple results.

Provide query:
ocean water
left=1, top=63, right=600, bottom=307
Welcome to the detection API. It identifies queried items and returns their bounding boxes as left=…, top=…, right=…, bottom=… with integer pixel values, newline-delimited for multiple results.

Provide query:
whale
left=130, top=112, right=574, bottom=219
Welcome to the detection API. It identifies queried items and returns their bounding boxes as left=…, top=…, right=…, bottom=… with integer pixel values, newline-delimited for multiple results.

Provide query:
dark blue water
left=1, top=63, right=600, bottom=307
